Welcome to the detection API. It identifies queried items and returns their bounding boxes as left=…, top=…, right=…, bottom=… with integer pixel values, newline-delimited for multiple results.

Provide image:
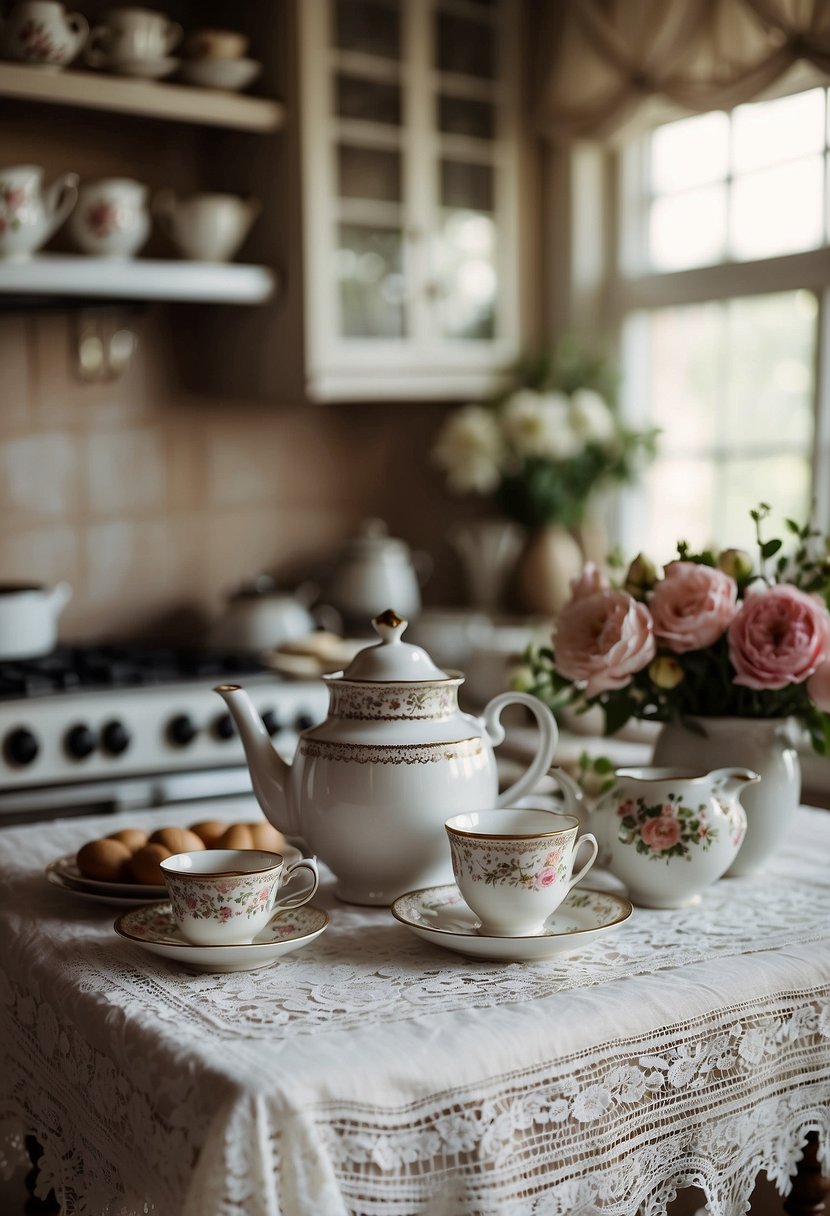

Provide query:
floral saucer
left=114, top=902, right=329, bottom=972
left=390, top=885, right=632, bottom=962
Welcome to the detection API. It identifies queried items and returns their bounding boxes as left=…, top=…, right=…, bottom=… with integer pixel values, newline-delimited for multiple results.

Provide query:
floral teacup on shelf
left=445, top=807, right=598, bottom=937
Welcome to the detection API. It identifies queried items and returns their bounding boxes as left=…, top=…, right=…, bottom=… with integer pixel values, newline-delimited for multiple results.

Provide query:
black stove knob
left=101, top=719, right=131, bottom=756
left=214, top=713, right=236, bottom=741
left=65, top=723, right=97, bottom=760
left=261, top=709, right=281, bottom=736
left=4, top=727, right=39, bottom=767
left=168, top=713, right=198, bottom=747
left=295, top=711, right=317, bottom=732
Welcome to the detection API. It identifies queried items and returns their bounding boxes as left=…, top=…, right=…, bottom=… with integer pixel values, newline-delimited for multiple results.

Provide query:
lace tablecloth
left=1, top=799, right=829, bottom=1216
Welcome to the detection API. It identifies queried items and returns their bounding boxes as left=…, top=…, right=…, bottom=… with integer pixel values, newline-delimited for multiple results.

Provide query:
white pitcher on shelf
left=0, top=1, right=88, bottom=68
left=0, top=164, right=78, bottom=260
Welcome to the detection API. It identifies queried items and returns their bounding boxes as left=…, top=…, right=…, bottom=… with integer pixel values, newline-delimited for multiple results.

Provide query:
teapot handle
left=43, top=173, right=79, bottom=241
left=480, top=692, right=558, bottom=808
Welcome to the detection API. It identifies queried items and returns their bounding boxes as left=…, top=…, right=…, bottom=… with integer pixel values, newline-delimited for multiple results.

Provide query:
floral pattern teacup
left=160, top=849, right=318, bottom=946
left=445, top=807, right=598, bottom=937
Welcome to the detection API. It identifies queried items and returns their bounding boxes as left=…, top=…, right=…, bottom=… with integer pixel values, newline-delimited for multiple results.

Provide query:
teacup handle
left=43, top=172, right=79, bottom=241
left=565, top=833, right=598, bottom=894
left=481, top=692, right=559, bottom=808
left=66, top=12, right=89, bottom=57
left=270, top=856, right=319, bottom=914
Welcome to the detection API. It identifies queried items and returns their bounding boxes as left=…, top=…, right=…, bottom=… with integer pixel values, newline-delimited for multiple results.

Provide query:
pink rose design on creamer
left=554, top=590, right=655, bottom=697
left=728, top=584, right=830, bottom=690
left=650, top=561, right=738, bottom=653
left=640, top=816, right=681, bottom=852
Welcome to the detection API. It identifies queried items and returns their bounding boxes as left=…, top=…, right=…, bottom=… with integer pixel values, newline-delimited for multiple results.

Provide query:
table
left=1, top=798, right=829, bottom=1216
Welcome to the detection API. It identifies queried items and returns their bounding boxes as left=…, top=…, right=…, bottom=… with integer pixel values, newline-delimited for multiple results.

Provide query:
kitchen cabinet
left=298, top=0, right=524, bottom=401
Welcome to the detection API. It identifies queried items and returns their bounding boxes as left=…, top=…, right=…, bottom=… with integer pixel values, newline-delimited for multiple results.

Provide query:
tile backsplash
left=0, top=309, right=464, bottom=643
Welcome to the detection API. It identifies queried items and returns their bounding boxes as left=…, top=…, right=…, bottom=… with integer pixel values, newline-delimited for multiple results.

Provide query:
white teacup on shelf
left=445, top=807, right=598, bottom=937
left=161, top=849, right=319, bottom=947
left=68, top=178, right=150, bottom=258
left=85, top=5, right=181, bottom=71
left=0, top=0, right=88, bottom=69
left=153, top=190, right=260, bottom=262
left=0, top=164, right=78, bottom=260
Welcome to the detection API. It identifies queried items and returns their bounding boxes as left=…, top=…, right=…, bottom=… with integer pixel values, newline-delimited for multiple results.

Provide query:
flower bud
left=510, top=664, right=537, bottom=693
left=624, top=553, right=658, bottom=599
left=717, top=548, right=754, bottom=581
left=648, top=655, right=684, bottom=690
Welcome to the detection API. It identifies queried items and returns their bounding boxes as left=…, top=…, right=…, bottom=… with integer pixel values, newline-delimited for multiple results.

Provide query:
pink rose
left=538, top=867, right=558, bottom=887
left=640, top=816, right=681, bottom=851
left=808, top=660, right=830, bottom=711
left=728, top=584, right=830, bottom=690
left=570, top=562, right=608, bottom=599
left=650, top=562, right=738, bottom=653
left=554, top=589, right=656, bottom=698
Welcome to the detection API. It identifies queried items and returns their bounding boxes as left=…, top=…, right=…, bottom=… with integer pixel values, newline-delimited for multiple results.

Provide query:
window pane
left=435, top=12, right=496, bottom=78
left=733, top=89, right=825, bottom=173
left=650, top=112, right=729, bottom=193
left=649, top=185, right=727, bottom=270
left=633, top=292, right=817, bottom=554
left=335, top=225, right=407, bottom=338
left=438, top=94, right=495, bottom=140
left=441, top=159, right=494, bottom=211
left=334, top=0, right=400, bottom=59
left=336, top=75, right=401, bottom=126
left=721, top=292, right=816, bottom=449
left=338, top=145, right=402, bottom=202
left=650, top=303, right=723, bottom=450
left=730, top=157, right=824, bottom=260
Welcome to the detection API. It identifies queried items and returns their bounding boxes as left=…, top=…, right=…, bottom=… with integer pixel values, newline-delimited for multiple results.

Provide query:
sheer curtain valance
left=533, top=0, right=830, bottom=142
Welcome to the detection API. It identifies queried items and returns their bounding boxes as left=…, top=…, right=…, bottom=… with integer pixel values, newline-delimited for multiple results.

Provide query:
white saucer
left=114, top=901, right=329, bottom=972
left=108, top=56, right=179, bottom=79
left=178, top=57, right=261, bottom=91
left=391, top=884, right=633, bottom=962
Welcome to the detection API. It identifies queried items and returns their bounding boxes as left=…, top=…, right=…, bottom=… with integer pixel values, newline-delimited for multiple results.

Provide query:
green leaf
left=760, top=539, right=782, bottom=559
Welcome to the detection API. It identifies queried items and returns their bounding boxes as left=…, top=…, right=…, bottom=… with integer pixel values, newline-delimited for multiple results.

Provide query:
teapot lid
left=341, top=519, right=410, bottom=560
left=341, top=610, right=449, bottom=682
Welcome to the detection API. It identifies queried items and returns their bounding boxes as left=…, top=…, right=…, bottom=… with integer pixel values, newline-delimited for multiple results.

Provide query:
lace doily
left=1, top=801, right=829, bottom=1216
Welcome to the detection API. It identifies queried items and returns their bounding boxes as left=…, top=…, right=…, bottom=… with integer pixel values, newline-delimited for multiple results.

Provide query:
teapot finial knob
left=372, top=609, right=408, bottom=644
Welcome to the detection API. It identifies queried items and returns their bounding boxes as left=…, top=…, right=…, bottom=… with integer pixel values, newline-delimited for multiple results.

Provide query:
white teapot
left=215, top=609, right=559, bottom=905
left=326, top=519, right=430, bottom=629
left=0, top=165, right=78, bottom=260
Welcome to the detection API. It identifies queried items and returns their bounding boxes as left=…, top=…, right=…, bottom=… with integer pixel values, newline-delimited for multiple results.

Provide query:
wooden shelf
left=0, top=62, right=284, bottom=132
left=0, top=255, right=276, bottom=305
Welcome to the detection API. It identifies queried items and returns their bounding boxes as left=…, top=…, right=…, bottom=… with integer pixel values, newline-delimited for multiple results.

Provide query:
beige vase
left=517, top=523, right=584, bottom=616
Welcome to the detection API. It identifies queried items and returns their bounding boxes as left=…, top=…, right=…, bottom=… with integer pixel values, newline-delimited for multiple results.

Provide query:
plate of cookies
left=46, top=819, right=300, bottom=907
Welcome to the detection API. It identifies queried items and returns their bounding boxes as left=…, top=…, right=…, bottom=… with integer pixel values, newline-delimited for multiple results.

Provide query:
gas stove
left=0, top=644, right=328, bottom=824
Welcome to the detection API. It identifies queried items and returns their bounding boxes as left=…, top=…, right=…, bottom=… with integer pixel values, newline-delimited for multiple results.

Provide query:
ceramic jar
left=652, top=716, right=800, bottom=877
left=326, top=520, right=430, bottom=630
left=68, top=179, right=150, bottom=258
left=85, top=6, right=181, bottom=69
left=0, top=1, right=88, bottom=68
left=0, top=165, right=78, bottom=260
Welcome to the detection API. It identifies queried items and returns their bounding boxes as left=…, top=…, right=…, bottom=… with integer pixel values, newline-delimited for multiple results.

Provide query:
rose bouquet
left=431, top=340, right=657, bottom=528
left=522, top=505, right=830, bottom=753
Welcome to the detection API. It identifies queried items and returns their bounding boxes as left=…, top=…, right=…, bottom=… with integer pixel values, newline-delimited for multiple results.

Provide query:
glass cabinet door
left=302, top=0, right=520, bottom=398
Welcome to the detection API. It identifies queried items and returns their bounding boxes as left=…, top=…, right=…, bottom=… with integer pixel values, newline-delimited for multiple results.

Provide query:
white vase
left=652, top=716, right=800, bottom=877
left=448, top=519, right=525, bottom=613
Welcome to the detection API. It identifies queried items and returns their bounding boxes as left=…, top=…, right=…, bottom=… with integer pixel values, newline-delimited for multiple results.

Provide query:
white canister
left=0, top=1, right=88, bottom=68
left=68, top=178, right=150, bottom=258
left=85, top=6, right=181, bottom=67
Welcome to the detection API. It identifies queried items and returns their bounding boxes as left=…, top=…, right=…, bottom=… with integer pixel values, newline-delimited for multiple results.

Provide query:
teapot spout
left=214, top=684, right=298, bottom=836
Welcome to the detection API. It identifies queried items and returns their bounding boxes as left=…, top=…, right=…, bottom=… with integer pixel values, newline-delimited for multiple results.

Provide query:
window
left=614, top=89, right=829, bottom=556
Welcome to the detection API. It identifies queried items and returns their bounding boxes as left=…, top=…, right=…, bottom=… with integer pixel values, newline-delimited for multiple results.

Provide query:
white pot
left=1, top=1, right=88, bottom=68
left=326, top=519, right=430, bottom=629
left=153, top=190, right=260, bottom=262
left=0, top=582, right=72, bottom=659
